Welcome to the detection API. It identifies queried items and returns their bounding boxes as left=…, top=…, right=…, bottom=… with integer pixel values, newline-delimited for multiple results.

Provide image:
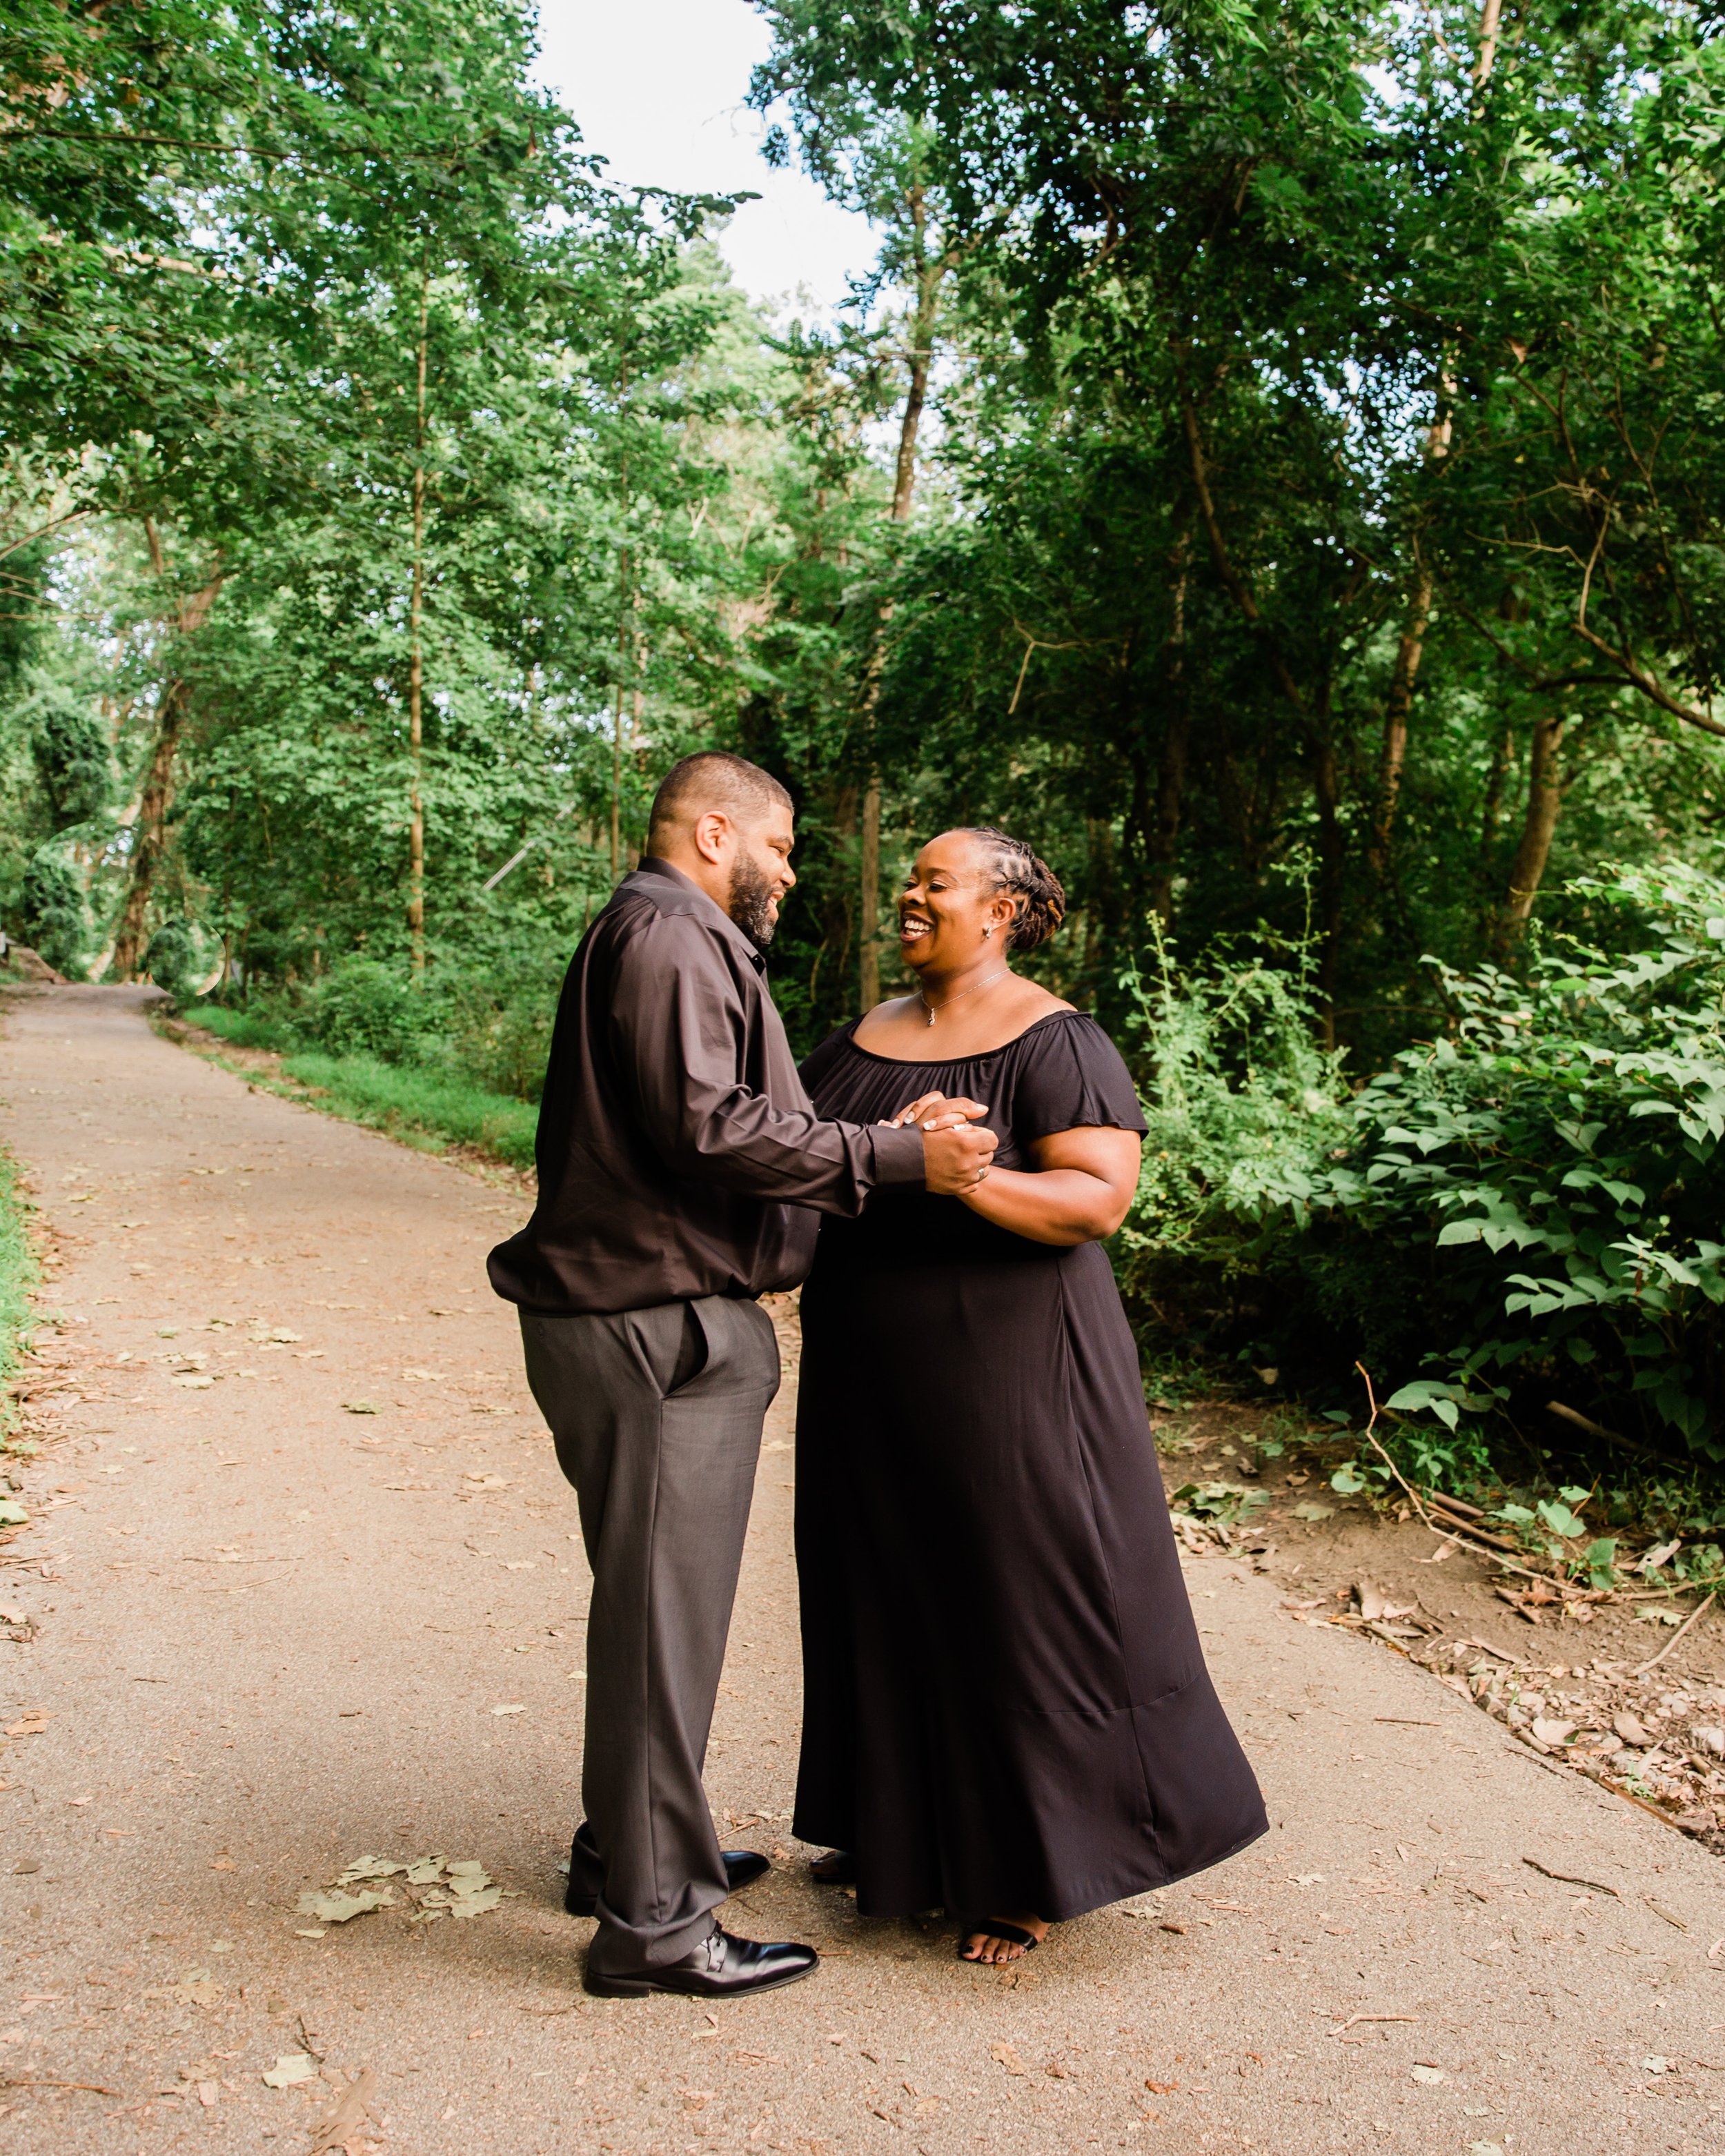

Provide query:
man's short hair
left=647, top=751, right=791, bottom=850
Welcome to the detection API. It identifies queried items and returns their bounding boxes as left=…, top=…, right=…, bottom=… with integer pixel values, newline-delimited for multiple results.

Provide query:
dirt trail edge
left=1, top=984, right=1721, bottom=2156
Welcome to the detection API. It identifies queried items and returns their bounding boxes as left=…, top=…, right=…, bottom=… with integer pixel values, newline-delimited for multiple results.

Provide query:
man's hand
left=922, top=1121, right=998, bottom=1194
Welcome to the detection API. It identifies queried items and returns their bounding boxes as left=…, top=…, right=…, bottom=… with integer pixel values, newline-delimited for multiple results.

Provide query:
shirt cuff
left=867, top=1123, right=927, bottom=1188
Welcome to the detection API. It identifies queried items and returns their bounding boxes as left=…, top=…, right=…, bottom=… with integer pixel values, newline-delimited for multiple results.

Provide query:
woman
left=793, top=827, right=1265, bottom=1965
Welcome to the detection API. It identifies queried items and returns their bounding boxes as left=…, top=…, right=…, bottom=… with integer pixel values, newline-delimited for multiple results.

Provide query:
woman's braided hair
left=956, top=827, right=1067, bottom=954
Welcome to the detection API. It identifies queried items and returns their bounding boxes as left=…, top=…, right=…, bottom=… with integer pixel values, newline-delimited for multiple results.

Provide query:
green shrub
left=1301, top=864, right=1725, bottom=1464
left=1122, top=864, right=1725, bottom=1470
left=20, top=844, right=88, bottom=977
left=1113, top=913, right=1349, bottom=1332
left=297, top=956, right=433, bottom=1062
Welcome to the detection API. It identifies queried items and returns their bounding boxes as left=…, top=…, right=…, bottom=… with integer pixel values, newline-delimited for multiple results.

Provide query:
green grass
left=0, top=1144, right=37, bottom=1436
left=177, top=1003, right=540, bottom=1169
left=279, top=1051, right=540, bottom=1169
left=182, top=1002, right=297, bottom=1054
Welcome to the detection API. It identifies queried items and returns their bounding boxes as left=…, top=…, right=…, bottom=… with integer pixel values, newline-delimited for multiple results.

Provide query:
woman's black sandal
left=958, top=1919, right=1040, bottom=1958
left=810, top=1850, right=856, bottom=1886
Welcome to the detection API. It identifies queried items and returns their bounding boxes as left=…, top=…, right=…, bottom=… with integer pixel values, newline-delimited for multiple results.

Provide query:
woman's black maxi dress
left=793, top=1011, right=1265, bottom=1923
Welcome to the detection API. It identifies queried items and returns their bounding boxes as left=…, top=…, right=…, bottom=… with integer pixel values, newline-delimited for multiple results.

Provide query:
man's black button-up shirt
left=487, top=860, right=925, bottom=1316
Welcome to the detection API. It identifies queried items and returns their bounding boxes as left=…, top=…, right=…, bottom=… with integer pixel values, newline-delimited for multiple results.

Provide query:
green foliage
left=297, top=960, right=435, bottom=1067
left=1309, top=865, right=1725, bottom=1461
left=1112, top=907, right=1350, bottom=1334
left=1170, top=1481, right=1270, bottom=1528
left=19, top=844, right=88, bottom=976
left=30, top=691, right=110, bottom=829
left=1134, top=866, right=1725, bottom=1468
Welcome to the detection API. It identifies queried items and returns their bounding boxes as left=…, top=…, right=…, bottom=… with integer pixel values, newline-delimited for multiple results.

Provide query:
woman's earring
left=983, top=924, right=994, bottom=940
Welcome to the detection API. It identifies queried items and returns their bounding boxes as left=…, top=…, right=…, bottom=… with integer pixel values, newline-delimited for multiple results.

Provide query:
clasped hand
left=880, top=1091, right=997, bottom=1195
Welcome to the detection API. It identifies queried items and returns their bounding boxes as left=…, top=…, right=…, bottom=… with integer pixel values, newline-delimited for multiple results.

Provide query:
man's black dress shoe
left=583, top=1924, right=818, bottom=1999
left=564, top=1847, right=769, bottom=1919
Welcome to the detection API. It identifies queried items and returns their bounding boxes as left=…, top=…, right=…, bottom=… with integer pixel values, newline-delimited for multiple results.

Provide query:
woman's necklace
left=916, top=966, right=1012, bottom=1027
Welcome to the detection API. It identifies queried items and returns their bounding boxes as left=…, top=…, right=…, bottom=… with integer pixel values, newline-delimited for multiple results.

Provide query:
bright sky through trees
left=531, top=0, right=874, bottom=312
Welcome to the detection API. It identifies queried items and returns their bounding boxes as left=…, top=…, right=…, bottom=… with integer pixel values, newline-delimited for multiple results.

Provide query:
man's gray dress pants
left=520, top=1295, right=780, bottom=1976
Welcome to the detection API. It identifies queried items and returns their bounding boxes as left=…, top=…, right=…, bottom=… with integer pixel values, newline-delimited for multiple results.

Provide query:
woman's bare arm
left=956, top=1127, right=1141, bottom=1247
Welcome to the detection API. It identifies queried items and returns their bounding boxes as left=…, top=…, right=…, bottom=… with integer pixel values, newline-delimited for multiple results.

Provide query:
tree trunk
left=1369, top=563, right=1433, bottom=874
left=1147, top=537, right=1191, bottom=924
left=110, top=678, right=190, bottom=980
left=860, top=189, right=946, bottom=1013
left=406, top=275, right=430, bottom=976
left=1494, top=714, right=1564, bottom=949
left=1311, top=726, right=1346, bottom=1043
left=110, top=533, right=223, bottom=981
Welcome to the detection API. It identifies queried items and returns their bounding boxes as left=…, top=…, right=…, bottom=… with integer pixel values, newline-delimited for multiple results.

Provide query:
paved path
left=0, top=983, right=1722, bottom=2156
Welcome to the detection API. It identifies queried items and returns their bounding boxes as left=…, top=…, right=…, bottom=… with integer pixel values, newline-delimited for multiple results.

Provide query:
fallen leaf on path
left=261, top=2053, right=317, bottom=2088
left=1293, top=1502, right=1334, bottom=1521
left=170, top=1374, right=215, bottom=1389
left=1410, top=2064, right=1446, bottom=2085
left=1144, top=2079, right=1178, bottom=2095
left=491, top=1703, right=525, bottom=1716
left=342, top=1402, right=377, bottom=1415
left=264, top=1329, right=302, bottom=1344
left=297, top=1890, right=393, bottom=1924
left=4, top=1714, right=50, bottom=1737
left=335, top=1857, right=405, bottom=1884
left=0, top=1501, right=29, bottom=1526
left=1614, top=1711, right=1653, bottom=1745
left=989, top=2042, right=1026, bottom=2076
left=406, top=1856, right=445, bottom=1884
left=1530, top=1717, right=1577, bottom=1747
left=1646, top=1899, right=1688, bottom=1932
left=308, top=2066, right=379, bottom=2156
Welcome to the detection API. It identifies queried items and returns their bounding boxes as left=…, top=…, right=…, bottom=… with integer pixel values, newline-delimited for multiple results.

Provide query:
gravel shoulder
left=1, top=983, right=1722, bottom=2155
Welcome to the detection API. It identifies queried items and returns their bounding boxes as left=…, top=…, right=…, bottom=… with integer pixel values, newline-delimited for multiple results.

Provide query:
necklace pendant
left=925, top=1007, right=936, bottom=1026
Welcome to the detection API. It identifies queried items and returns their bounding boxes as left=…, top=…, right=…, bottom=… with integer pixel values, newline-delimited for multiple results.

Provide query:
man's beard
left=728, top=856, right=779, bottom=951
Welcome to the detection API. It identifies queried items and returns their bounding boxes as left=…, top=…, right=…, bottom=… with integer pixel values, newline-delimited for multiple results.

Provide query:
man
left=488, top=751, right=996, bottom=2000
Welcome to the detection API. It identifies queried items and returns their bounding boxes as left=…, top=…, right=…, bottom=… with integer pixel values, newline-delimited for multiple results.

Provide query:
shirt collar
left=632, top=858, right=767, bottom=975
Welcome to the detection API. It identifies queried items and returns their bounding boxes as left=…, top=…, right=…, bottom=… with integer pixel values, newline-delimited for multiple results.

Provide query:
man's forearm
left=652, top=1085, right=925, bottom=1215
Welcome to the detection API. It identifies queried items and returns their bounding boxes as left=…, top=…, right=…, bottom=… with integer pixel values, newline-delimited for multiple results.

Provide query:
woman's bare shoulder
left=854, top=993, right=922, bottom=1045
left=1010, top=979, right=1075, bottom=1019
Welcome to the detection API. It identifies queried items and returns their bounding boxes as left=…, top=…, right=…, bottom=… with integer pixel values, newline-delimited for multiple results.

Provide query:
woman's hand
left=880, top=1091, right=992, bottom=1134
